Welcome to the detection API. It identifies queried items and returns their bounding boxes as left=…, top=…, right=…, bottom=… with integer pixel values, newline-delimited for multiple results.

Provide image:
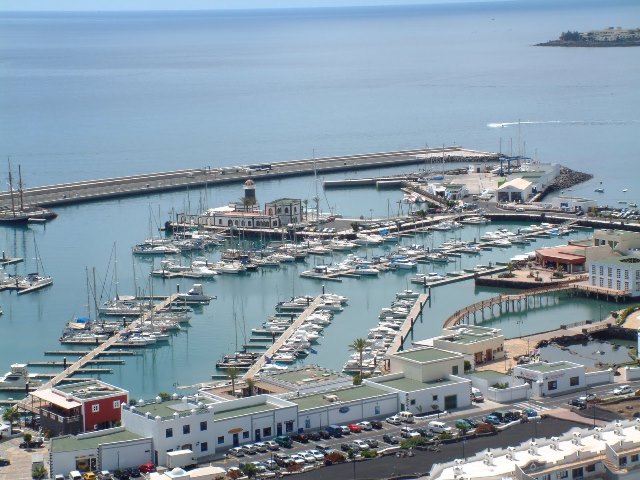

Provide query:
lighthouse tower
left=243, top=179, right=257, bottom=211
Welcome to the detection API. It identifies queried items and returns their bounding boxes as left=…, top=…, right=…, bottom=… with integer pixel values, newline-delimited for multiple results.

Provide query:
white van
left=471, top=387, right=484, bottom=402
left=428, top=421, right=452, bottom=434
left=68, top=472, right=82, bottom=480
left=398, top=411, right=415, bottom=423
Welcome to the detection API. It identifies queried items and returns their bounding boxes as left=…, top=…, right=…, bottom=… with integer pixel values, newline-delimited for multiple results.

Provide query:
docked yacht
left=174, top=284, right=215, bottom=304
left=0, top=364, right=41, bottom=391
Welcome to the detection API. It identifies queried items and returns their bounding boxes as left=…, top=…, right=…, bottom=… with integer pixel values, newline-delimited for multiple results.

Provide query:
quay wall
left=1, top=147, right=497, bottom=209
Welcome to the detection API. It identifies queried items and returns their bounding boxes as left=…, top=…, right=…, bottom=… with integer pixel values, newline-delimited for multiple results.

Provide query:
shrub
left=401, top=437, right=426, bottom=449
left=325, top=451, right=346, bottom=464
left=492, top=382, right=509, bottom=389
left=23, top=432, right=32, bottom=443
left=464, top=360, right=472, bottom=372
left=361, top=449, right=377, bottom=459
left=475, top=422, right=497, bottom=434
left=439, top=432, right=453, bottom=440
left=611, top=311, right=619, bottom=319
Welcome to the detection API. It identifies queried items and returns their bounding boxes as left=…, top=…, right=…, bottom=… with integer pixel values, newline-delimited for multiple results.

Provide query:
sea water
left=0, top=0, right=638, bottom=399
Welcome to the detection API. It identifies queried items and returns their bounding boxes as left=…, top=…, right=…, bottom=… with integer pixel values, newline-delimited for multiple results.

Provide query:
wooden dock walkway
left=410, top=266, right=508, bottom=288
left=386, top=294, right=429, bottom=355
left=243, top=297, right=323, bottom=380
left=20, top=293, right=180, bottom=409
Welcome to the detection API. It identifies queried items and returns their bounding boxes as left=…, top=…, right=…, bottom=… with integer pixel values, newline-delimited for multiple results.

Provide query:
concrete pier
left=0, top=147, right=497, bottom=210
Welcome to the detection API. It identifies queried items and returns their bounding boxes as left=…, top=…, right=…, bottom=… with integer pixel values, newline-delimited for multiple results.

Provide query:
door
left=233, top=433, right=239, bottom=446
left=486, top=349, right=493, bottom=361
left=444, top=395, right=457, bottom=411
left=276, top=423, right=282, bottom=436
left=255, top=429, right=261, bottom=441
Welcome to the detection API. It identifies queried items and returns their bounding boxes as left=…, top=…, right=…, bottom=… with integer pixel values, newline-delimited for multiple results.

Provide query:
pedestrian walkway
left=510, top=399, right=551, bottom=413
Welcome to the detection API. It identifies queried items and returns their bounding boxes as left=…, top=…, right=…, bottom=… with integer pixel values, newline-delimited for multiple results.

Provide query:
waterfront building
left=264, top=198, right=304, bottom=225
left=49, top=427, right=152, bottom=477
left=426, top=182, right=469, bottom=201
left=551, top=195, right=597, bottom=213
left=535, top=245, right=587, bottom=273
left=511, top=360, right=612, bottom=397
left=497, top=178, right=533, bottom=203
left=31, top=379, right=128, bottom=436
left=587, top=230, right=640, bottom=297
left=427, top=418, right=640, bottom=479
left=412, top=325, right=505, bottom=367
left=370, top=346, right=472, bottom=413
left=507, top=163, right=560, bottom=193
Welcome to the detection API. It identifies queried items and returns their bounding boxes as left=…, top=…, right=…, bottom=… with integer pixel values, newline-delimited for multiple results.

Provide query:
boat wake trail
left=486, top=120, right=640, bottom=128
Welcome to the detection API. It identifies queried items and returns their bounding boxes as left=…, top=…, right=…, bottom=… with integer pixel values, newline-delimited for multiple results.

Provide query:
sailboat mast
left=7, top=158, right=16, bottom=216
left=18, top=164, right=24, bottom=211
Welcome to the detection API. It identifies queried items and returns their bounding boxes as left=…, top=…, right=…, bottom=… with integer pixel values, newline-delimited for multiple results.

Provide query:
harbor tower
left=243, top=179, right=257, bottom=211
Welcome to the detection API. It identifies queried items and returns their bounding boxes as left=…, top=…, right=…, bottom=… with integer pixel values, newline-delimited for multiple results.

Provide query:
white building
left=587, top=230, right=640, bottom=297
left=511, top=361, right=586, bottom=397
left=369, top=347, right=472, bottom=413
left=49, top=427, right=153, bottom=477
left=428, top=419, right=640, bottom=479
left=264, top=198, right=304, bottom=226
left=497, top=178, right=533, bottom=203
left=551, top=196, right=597, bottom=213
left=413, top=325, right=505, bottom=367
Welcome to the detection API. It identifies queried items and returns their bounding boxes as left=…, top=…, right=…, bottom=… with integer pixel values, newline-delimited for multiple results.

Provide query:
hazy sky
left=0, top=0, right=498, bottom=12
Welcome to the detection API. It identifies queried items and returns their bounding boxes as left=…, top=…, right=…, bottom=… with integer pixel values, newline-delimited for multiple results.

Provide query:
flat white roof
left=498, top=178, right=532, bottom=191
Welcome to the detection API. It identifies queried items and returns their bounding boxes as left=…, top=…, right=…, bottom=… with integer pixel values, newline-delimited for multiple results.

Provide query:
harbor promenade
left=0, top=147, right=496, bottom=209
left=386, top=293, right=429, bottom=355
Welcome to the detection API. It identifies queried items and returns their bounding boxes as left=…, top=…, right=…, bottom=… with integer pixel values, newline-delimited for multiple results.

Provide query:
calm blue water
left=0, top=0, right=638, bottom=399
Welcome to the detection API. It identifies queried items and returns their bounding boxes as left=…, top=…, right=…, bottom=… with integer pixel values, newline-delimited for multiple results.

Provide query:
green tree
left=23, top=432, right=32, bottom=444
left=158, top=392, right=171, bottom=401
left=32, top=465, right=48, bottom=480
left=240, top=462, right=258, bottom=478
left=245, top=377, right=256, bottom=397
left=349, top=338, right=368, bottom=379
left=2, top=406, right=20, bottom=434
left=350, top=222, right=360, bottom=232
left=227, top=367, right=239, bottom=397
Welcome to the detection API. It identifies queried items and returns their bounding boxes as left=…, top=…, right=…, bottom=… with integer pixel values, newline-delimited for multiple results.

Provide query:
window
left=625, top=270, right=629, bottom=280
left=599, top=278, right=604, bottom=287
left=617, top=269, right=621, bottom=278
left=91, top=404, right=100, bottom=413
left=183, top=424, right=190, bottom=435
left=571, top=467, right=583, bottom=478
left=558, top=470, right=568, bottom=478
left=452, top=365, right=459, bottom=375
left=591, top=265, right=596, bottom=274
left=200, top=421, right=207, bottom=431
left=262, top=427, right=272, bottom=437
left=242, top=431, right=249, bottom=439
left=570, top=376, right=579, bottom=386
left=217, top=436, right=224, bottom=445
left=608, top=267, right=613, bottom=277
left=374, top=406, right=380, bottom=415
left=585, top=464, right=596, bottom=472
left=305, top=419, right=311, bottom=429
left=617, top=280, right=621, bottom=290
left=285, top=421, right=294, bottom=433
left=113, top=400, right=121, bottom=409
left=432, top=395, right=438, bottom=401
left=620, top=456, right=628, bottom=466
left=410, top=399, right=416, bottom=406
left=166, top=428, right=173, bottom=438
left=548, top=380, right=558, bottom=391
left=599, top=266, right=604, bottom=276
left=201, top=442, right=208, bottom=452
left=632, top=454, right=639, bottom=462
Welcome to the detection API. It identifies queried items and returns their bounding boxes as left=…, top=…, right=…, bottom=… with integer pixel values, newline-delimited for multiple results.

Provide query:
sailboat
left=17, top=233, right=53, bottom=294
left=0, top=160, right=58, bottom=224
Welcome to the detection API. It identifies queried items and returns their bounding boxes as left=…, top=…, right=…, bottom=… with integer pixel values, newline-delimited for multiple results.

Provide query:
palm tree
left=349, top=338, right=368, bottom=379
left=2, top=406, right=20, bottom=434
left=227, top=367, right=239, bottom=397
left=245, top=377, right=256, bottom=397
left=32, top=465, right=48, bottom=480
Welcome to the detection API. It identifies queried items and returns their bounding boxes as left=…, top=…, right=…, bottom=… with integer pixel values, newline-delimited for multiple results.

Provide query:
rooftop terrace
left=374, top=376, right=456, bottom=392
left=519, top=361, right=578, bottom=373
left=55, top=380, right=125, bottom=400
left=290, top=385, right=391, bottom=411
left=214, top=402, right=281, bottom=422
left=392, top=347, right=460, bottom=364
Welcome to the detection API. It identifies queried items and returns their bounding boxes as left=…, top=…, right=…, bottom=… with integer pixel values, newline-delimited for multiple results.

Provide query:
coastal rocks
left=544, top=167, right=593, bottom=194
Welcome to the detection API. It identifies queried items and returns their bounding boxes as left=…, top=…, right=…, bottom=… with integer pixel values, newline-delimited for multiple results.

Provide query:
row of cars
left=227, top=421, right=385, bottom=457
left=62, top=463, right=155, bottom=480
left=482, top=408, right=538, bottom=426
left=568, top=386, right=633, bottom=410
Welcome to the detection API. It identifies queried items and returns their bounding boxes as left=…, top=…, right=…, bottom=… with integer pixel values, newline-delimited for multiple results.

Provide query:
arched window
left=218, top=219, right=222, bottom=225
left=268, top=209, right=273, bottom=215
left=241, top=220, right=245, bottom=226
left=228, top=220, right=232, bottom=226
left=285, top=207, right=289, bottom=214
left=248, top=221, right=252, bottom=226
left=234, top=220, right=238, bottom=226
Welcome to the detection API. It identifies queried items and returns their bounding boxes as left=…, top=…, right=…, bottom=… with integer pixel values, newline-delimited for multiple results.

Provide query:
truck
left=166, top=449, right=196, bottom=469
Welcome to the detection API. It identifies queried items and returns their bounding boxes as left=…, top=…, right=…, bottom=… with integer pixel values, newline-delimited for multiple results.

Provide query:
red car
left=138, top=463, right=156, bottom=473
left=347, top=423, right=362, bottom=433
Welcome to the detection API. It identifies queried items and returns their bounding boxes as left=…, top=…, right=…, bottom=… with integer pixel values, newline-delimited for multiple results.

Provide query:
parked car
left=241, top=444, right=258, bottom=455
left=113, top=471, right=130, bottom=480
left=455, top=419, right=473, bottom=431
left=370, top=420, right=384, bottom=429
left=315, top=443, right=331, bottom=452
left=138, top=463, right=156, bottom=474
left=319, top=430, right=332, bottom=439
left=613, top=385, right=632, bottom=396
left=400, top=427, right=420, bottom=439
left=290, top=433, right=309, bottom=443
left=309, top=449, right=325, bottom=461
left=301, top=451, right=316, bottom=463
left=583, top=393, right=598, bottom=401
left=126, top=467, right=140, bottom=478
left=568, top=398, right=587, bottom=410
left=428, top=421, right=453, bottom=434
left=504, top=410, right=522, bottom=422
left=97, top=472, right=114, bottom=480
left=326, top=425, right=343, bottom=438
left=83, top=473, right=97, bottom=480
left=461, top=418, right=478, bottom=428
left=340, top=425, right=351, bottom=435
left=484, top=415, right=501, bottom=426
left=274, top=435, right=293, bottom=448
left=365, top=438, right=379, bottom=448
left=358, top=421, right=373, bottom=431
left=228, top=447, right=245, bottom=457
left=353, top=439, right=370, bottom=450
left=253, top=442, right=269, bottom=452
left=415, top=427, right=431, bottom=437
left=307, top=431, right=322, bottom=441
left=386, top=415, right=402, bottom=425
left=264, top=440, right=280, bottom=450
left=383, top=434, right=400, bottom=445
left=341, top=443, right=354, bottom=452
left=0, top=459, right=10, bottom=467
left=348, top=423, right=362, bottom=433
left=289, top=455, right=305, bottom=466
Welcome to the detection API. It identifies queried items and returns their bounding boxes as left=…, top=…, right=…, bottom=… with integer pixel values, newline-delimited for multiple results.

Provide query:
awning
left=31, top=389, right=81, bottom=409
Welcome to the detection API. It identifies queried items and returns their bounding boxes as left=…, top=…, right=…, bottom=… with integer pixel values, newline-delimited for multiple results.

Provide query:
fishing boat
left=174, top=284, right=215, bottom=304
